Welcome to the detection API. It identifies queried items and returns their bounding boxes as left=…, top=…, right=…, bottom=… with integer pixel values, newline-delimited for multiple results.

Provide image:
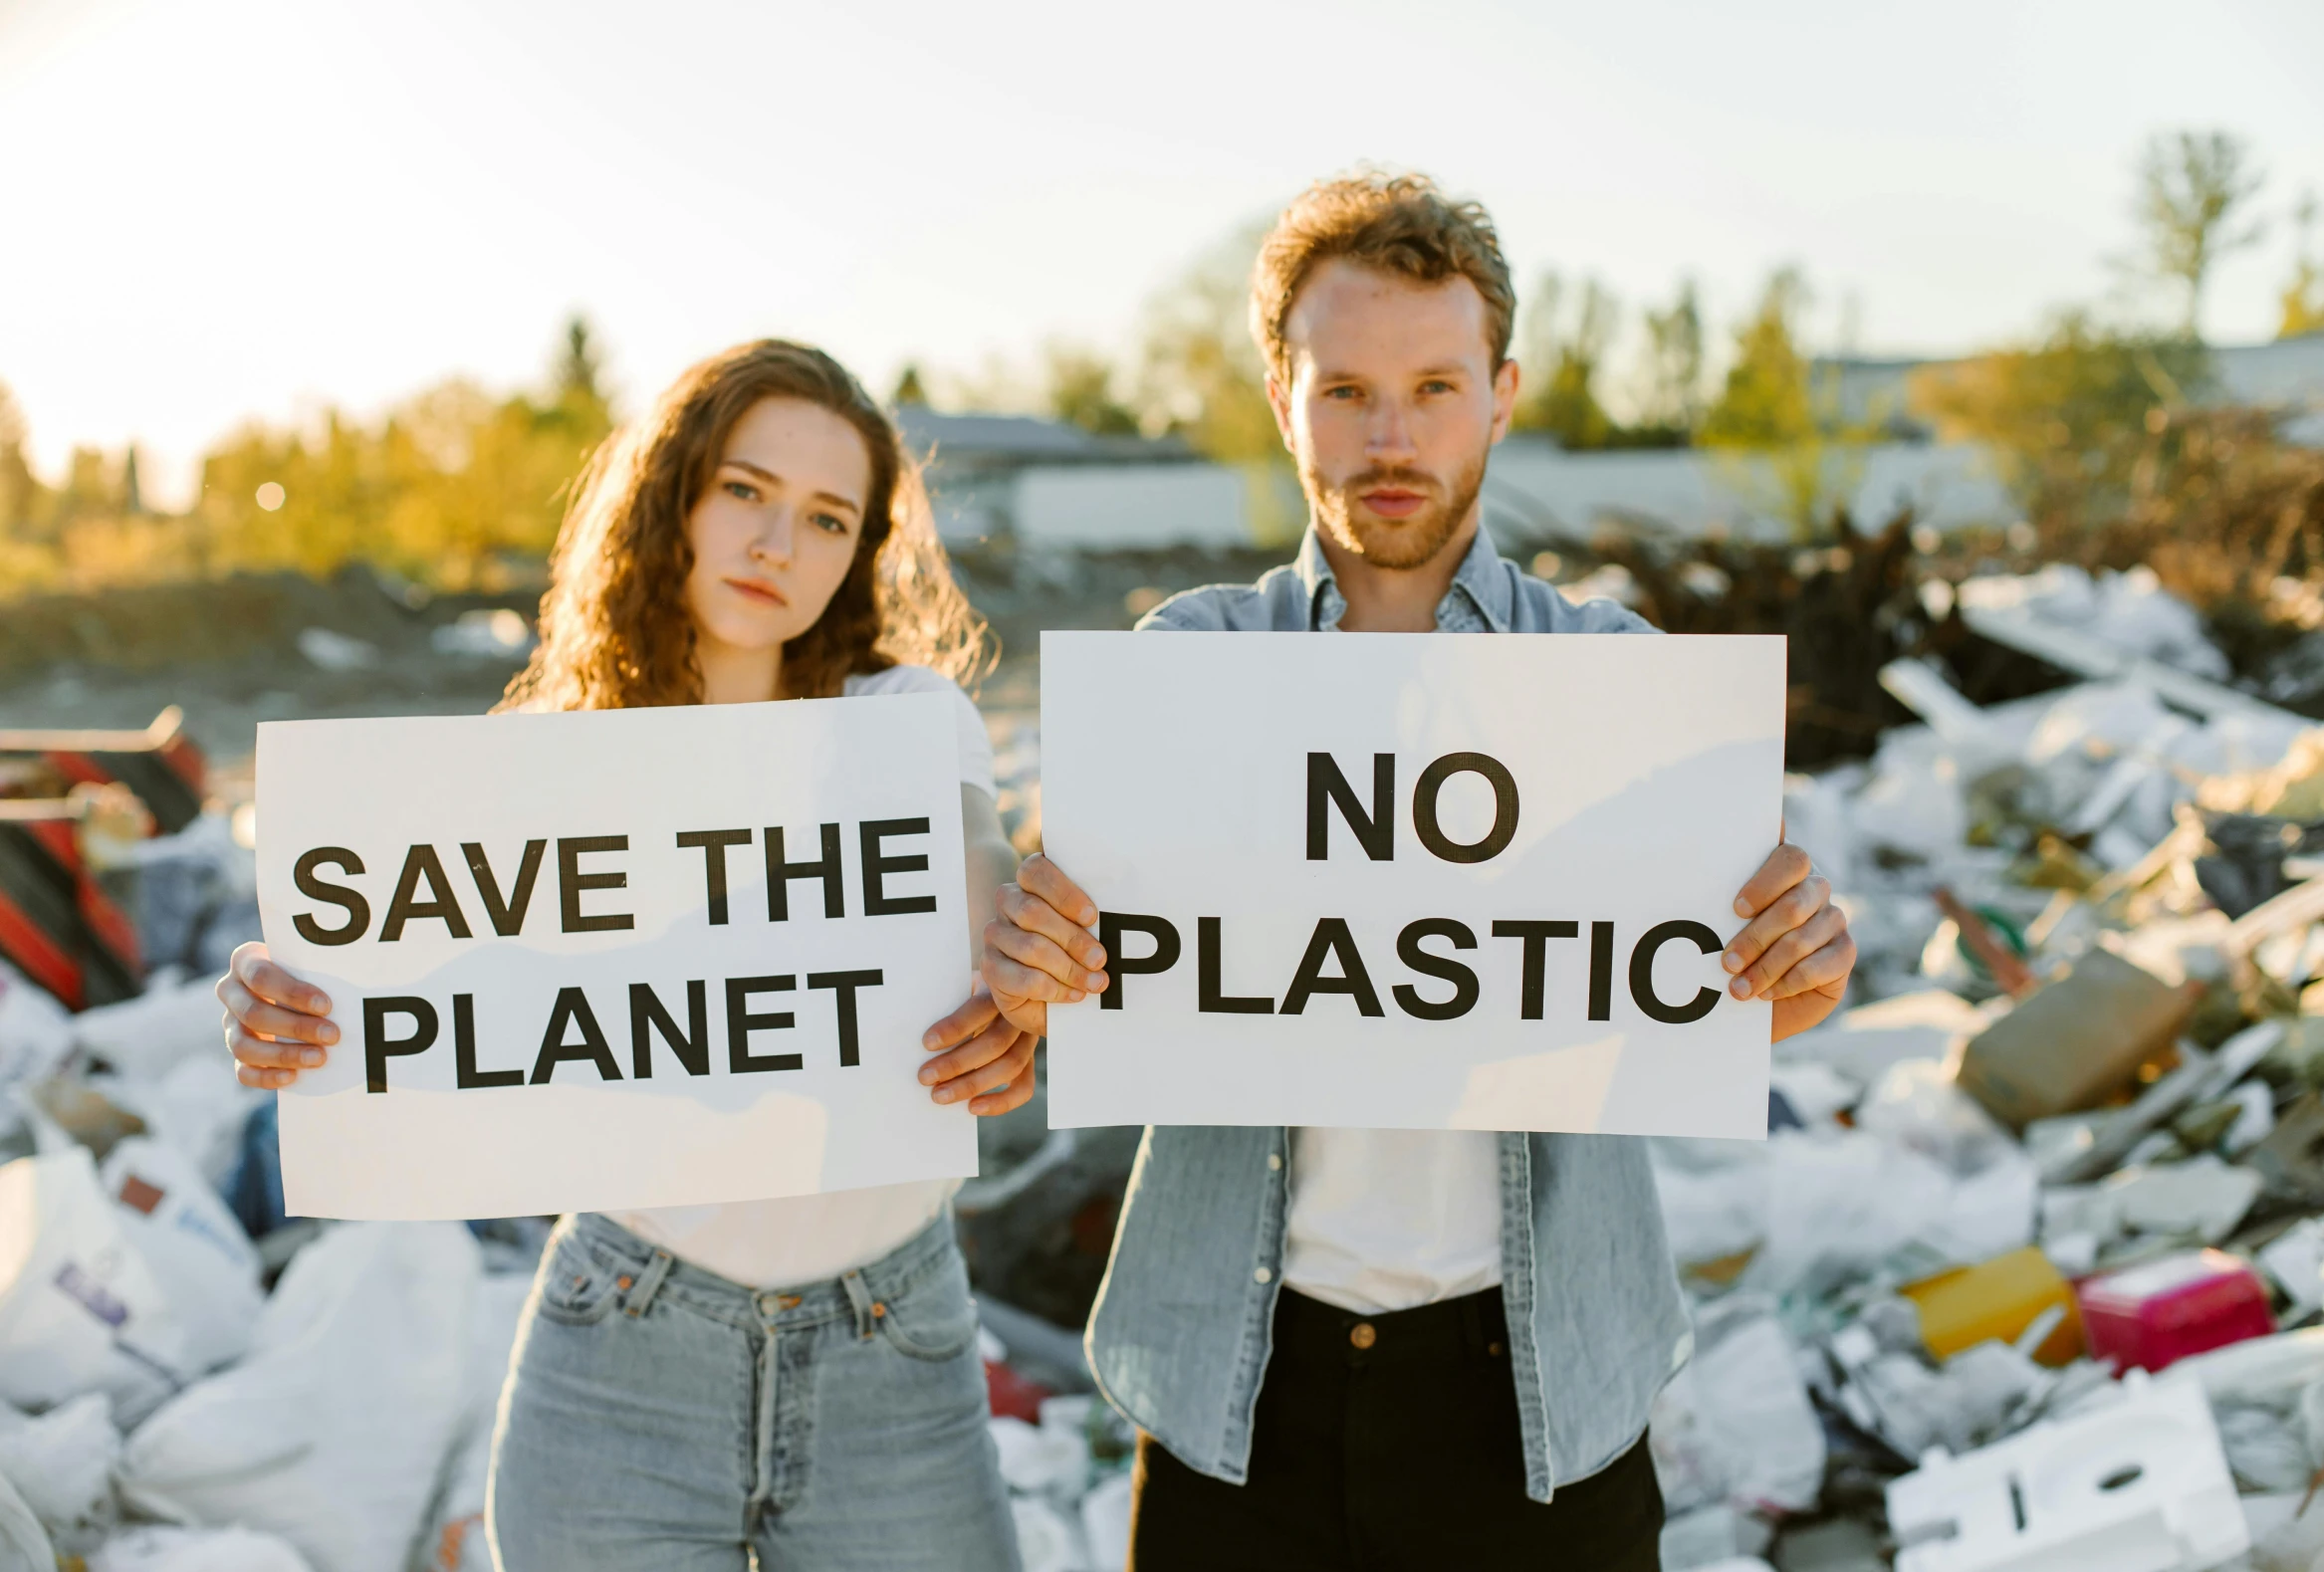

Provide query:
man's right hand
left=217, top=941, right=338, bottom=1089
left=981, top=853, right=1108, bottom=1037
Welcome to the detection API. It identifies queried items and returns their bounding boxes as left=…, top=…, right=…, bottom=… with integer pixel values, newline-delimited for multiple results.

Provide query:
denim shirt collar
left=1292, top=521, right=1513, bottom=633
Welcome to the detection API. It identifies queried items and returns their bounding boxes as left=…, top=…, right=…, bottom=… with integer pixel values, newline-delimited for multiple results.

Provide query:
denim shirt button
left=1254, top=1266, right=1273, bottom=1284
left=1267, top=1153, right=1282, bottom=1172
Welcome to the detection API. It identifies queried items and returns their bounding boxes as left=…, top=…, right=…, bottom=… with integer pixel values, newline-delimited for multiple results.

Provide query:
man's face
left=1269, top=259, right=1518, bottom=569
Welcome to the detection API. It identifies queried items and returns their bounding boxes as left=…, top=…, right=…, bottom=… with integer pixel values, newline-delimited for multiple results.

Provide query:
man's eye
left=724, top=481, right=758, bottom=502
left=1420, top=380, right=1454, bottom=395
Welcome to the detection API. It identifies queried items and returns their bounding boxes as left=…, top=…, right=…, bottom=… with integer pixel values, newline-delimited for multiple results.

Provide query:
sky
left=3, top=0, right=2321, bottom=509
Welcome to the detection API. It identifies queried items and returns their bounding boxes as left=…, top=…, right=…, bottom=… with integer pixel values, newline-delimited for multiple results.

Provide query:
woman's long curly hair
left=500, top=339, right=990, bottom=713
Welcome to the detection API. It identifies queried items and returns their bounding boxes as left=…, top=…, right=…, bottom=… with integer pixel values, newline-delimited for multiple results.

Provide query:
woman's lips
left=725, top=576, right=788, bottom=607
left=1361, top=489, right=1427, bottom=520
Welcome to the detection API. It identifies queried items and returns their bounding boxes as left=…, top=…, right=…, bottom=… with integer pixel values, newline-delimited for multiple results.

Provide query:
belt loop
left=622, top=1249, right=675, bottom=1318
left=841, top=1269, right=877, bottom=1339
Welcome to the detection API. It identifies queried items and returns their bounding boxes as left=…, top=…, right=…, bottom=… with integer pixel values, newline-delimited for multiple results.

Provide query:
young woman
left=217, top=340, right=1034, bottom=1571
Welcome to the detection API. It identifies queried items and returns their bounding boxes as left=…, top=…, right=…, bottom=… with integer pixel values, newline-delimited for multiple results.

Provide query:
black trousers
left=1127, top=1286, right=1663, bottom=1572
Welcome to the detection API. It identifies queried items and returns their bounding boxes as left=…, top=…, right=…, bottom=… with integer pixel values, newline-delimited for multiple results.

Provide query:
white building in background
left=896, top=337, right=2323, bottom=552
left=1481, top=438, right=2016, bottom=545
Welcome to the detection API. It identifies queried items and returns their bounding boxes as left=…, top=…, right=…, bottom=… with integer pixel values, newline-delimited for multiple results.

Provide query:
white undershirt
left=1281, top=1129, right=1505, bottom=1314
left=609, top=665, right=996, bottom=1289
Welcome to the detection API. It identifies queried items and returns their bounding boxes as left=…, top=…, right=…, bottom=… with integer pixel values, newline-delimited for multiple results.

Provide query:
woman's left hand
left=921, top=987, right=1039, bottom=1116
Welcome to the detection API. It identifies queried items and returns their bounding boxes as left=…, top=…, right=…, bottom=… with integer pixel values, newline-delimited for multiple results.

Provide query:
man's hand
left=1724, top=842, right=1854, bottom=1041
left=980, top=853, right=1108, bottom=1038
left=920, top=987, right=1040, bottom=1116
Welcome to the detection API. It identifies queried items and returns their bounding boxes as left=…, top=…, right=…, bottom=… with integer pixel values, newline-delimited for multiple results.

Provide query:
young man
left=980, top=173, right=1855, bottom=1569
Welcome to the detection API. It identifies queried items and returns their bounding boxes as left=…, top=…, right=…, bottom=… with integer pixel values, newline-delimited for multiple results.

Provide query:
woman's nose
left=750, top=509, right=795, bottom=566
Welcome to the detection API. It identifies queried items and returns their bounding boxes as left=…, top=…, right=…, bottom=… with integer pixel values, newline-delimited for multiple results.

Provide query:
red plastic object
left=985, top=1359, right=1051, bottom=1424
left=2077, top=1248, right=2274, bottom=1373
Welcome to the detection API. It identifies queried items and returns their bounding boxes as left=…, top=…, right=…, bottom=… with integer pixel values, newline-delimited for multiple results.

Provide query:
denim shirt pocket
left=873, top=1259, right=980, bottom=1362
left=534, top=1234, right=622, bottom=1327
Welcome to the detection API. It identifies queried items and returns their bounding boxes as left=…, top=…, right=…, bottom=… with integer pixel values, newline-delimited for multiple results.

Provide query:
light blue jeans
left=487, top=1211, right=1017, bottom=1571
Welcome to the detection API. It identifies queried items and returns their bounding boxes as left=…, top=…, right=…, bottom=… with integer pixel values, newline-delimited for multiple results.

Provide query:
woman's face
left=683, top=396, right=872, bottom=660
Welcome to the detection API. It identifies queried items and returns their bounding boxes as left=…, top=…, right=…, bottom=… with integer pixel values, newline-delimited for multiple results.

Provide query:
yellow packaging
left=1902, top=1245, right=2084, bottom=1367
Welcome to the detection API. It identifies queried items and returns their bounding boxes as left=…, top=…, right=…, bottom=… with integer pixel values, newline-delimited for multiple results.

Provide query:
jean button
left=1349, top=1322, right=1377, bottom=1350
left=757, top=1292, right=782, bottom=1316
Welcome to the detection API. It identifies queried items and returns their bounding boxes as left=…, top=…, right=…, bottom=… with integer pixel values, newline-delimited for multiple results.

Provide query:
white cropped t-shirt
left=609, top=665, right=995, bottom=1289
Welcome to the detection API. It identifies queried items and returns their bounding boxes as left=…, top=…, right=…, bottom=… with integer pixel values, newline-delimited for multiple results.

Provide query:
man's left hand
left=1724, top=842, right=1854, bottom=1041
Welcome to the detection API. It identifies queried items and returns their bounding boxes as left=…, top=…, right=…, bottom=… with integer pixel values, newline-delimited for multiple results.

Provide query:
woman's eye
left=724, top=481, right=758, bottom=502
left=813, top=513, right=848, bottom=535
left=1323, top=385, right=1360, bottom=401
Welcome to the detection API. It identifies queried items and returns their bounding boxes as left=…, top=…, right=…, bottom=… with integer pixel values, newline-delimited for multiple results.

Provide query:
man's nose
left=1365, top=397, right=1418, bottom=464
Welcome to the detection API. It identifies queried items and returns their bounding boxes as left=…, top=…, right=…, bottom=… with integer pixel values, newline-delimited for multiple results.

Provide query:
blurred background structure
left=7, top=4, right=2324, bottom=1570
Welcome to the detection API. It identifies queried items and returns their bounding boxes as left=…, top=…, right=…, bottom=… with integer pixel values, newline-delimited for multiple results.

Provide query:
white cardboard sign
left=1040, top=630, right=1786, bottom=1138
left=256, top=697, right=978, bottom=1220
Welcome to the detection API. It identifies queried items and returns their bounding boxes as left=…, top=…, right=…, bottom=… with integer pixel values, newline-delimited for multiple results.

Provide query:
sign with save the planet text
left=256, top=697, right=978, bottom=1220
left=1039, top=630, right=1786, bottom=1138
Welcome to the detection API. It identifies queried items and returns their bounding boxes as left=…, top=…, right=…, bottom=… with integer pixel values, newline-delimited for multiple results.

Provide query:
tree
left=1512, top=272, right=1618, bottom=448
left=1701, top=268, right=1813, bottom=447
left=1042, top=341, right=1139, bottom=436
left=2283, top=191, right=2324, bottom=339
left=1635, top=279, right=1707, bottom=436
left=554, top=315, right=605, bottom=405
left=0, top=381, right=43, bottom=541
left=1910, top=310, right=2210, bottom=528
left=2134, top=129, right=2265, bottom=338
left=890, top=364, right=929, bottom=406
left=1131, top=221, right=1280, bottom=464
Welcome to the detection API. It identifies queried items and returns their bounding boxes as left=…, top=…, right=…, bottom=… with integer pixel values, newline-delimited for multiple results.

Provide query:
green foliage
left=1910, top=310, right=2211, bottom=525
left=2134, top=129, right=2265, bottom=337
left=1042, top=341, right=1139, bottom=436
left=2284, top=193, right=2324, bottom=339
left=1512, top=272, right=1618, bottom=448
left=0, top=315, right=614, bottom=598
left=1635, top=280, right=1707, bottom=436
left=1701, top=268, right=1813, bottom=447
left=890, top=363, right=930, bottom=406
left=1130, top=222, right=1280, bottom=464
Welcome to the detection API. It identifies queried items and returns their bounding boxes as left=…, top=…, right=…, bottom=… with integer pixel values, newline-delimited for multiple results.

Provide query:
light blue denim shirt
left=1081, top=522, right=1695, bottom=1503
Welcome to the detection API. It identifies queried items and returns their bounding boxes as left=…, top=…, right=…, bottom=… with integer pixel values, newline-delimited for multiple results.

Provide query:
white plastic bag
left=1650, top=1298, right=1825, bottom=1515
left=98, top=1137, right=259, bottom=1378
left=70, top=974, right=236, bottom=1084
left=1079, top=1471, right=1132, bottom=1572
left=0, top=1149, right=186, bottom=1425
left=0, top=1471, right=55, bottom=1572
left=87, top=1525, right=316, bottom=1572
left=0, top=962, right=72, bottom=1090
left=1009, top=1496, right=1087, bottom=1572
left=0, top=1392, right=118, bottom=1538
left=412, top=1270, right=534, bottom=1572
left=117, top=1223, right=479, bottom=1572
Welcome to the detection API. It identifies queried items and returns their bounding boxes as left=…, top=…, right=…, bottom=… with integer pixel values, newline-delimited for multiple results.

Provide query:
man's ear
left=1265, top=372, right=1297, bottom=456
left=1489, top=357, right=1520, bottom=445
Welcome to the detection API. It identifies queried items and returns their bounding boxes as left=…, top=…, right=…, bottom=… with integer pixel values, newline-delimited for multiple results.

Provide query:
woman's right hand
left=217, top=942, right=340, bottom=1089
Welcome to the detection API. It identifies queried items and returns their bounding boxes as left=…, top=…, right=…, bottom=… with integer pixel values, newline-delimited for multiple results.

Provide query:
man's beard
left=1303, top=448, right=1489, bottom=570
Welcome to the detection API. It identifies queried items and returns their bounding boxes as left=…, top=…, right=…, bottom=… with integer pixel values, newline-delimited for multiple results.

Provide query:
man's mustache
left=1342, top=468, right=1442, bottom=497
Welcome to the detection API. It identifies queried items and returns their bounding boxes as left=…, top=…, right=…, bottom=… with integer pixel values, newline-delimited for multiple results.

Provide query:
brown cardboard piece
left=1955, top=948, right=2199, bottom=1129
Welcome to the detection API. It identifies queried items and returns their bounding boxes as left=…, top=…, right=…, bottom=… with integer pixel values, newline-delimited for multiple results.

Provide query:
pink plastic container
left=2076, top=1248, right=2275, bottom=1373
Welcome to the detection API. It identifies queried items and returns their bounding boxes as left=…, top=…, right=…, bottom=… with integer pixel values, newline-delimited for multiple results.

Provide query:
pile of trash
left=1651, top=565, right=2324, bottom=1570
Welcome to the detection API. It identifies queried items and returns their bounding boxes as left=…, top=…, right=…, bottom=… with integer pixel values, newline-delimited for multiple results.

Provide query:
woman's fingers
left=218, top=975, right=340, bottom=1046
left=922, top=1014, right=1019, bottom=1098
left=996, top=882, right=1107, bottom=972
left=989, top=988, right=1048, bottom=1041
left=228, top=941, right=332, bottom=1015
left=922, top=992, right=1001, bottom=1053
left=226, top=1016, right=321, bottom=1077
left=1016, top=855, right=1097, bottom=929
left=959, top=1034, right=1038, bottom=1113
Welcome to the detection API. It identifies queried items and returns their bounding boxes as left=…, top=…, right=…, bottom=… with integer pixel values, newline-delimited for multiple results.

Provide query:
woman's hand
left=921, top=987, right=1038, bottom=1116
left=979, top=854, right=1106, bottom=1039
left=217, top=941, right=339, bottom=1089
